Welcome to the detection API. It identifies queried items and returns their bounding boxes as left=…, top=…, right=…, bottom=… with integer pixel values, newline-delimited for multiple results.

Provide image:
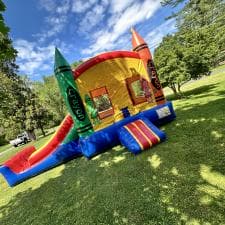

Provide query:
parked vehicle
left=9, top=132, right=30, bottom=147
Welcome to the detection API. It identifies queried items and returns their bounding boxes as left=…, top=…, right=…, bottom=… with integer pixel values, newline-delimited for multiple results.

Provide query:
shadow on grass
left=158, top=97, right=225, bottom=222
left=166, top=83, right=218, bottom=101
left=0, top=97, right=225, bottom=225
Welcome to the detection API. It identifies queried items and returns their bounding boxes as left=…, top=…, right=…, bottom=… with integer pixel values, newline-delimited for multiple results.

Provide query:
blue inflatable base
left=80, top=101, right=175, bottom=158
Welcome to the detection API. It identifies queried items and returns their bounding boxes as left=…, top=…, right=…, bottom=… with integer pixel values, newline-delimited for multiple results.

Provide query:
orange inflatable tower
left=131, top=28, right=166, bottom=105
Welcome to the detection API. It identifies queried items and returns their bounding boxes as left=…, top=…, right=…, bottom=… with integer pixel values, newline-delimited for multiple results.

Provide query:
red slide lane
left=28, top=115, right=73, bottom=166
left=4, top=115, right=73, bottom=173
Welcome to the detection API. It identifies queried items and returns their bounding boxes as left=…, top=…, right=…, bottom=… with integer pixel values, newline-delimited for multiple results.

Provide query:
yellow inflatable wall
left=74, top=51, right=157, bottom=130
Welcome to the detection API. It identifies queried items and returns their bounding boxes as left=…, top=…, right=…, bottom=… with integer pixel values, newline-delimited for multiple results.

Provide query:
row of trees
left=0, top=0, right=86, bottom=144
left=154, top=0, right=225, bottom=96
left=0, top=73, right=68, bottom=142
left=0, top=0, right=20, bottom=143
left=0, top=0, right=70, bottom=144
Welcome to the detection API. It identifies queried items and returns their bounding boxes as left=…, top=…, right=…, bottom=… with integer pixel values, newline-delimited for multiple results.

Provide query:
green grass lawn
left=211, top=64, right=225, bottom=75
left=0, top=144, right=11, bottom=154
left=0, top=72, right=225, bottom=225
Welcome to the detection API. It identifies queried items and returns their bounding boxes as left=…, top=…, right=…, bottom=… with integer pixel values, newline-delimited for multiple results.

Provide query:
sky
left=3, top=0, right=181, bottom=80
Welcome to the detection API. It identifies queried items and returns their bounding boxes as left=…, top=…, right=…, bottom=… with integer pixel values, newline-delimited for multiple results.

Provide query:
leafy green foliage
left=0, top=73, right=22, bottom=140
left=0, top=0, right=18, bottom=77
left=0, top=73, right=15, bottom=112
left=34, top=76, right=67, bottom=125
left=155, top=0, right=225, bottom=95
left=0, top=75, right=52, bottom=141
left=154, top=35, right=190, bottom=95
left=24, top=81, right=51, bottom=138
left=161, top=0, right=184, bottom=7
left=0, top=0, right=20, bottom=142
left=71, top=60, right=82, bottom=69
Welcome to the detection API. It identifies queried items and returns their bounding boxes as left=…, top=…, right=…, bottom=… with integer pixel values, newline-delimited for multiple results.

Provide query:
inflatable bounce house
left=0, top=28, right=176, bottom=187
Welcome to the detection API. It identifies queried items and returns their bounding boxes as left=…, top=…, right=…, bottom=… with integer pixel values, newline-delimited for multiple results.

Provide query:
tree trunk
left=178, top=83, right=182, bottom=94
left=170, top=84, right=178, bottom=95
left=170, top=84, right=182, bottom=99
left=178, top=83, right=185, bottom=98
left=39, top=124, right=46, bottom=137
left=27, top=130, right=36, bottom=141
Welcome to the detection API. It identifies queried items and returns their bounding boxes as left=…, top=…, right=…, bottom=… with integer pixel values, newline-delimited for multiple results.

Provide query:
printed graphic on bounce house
left=0, top=28, right=176, bottom=187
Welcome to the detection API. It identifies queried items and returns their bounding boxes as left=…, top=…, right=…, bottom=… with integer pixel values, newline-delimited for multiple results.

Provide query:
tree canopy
left=155, top=0, right=225, bottom=95
left=0, top=0, right=18, bottom=77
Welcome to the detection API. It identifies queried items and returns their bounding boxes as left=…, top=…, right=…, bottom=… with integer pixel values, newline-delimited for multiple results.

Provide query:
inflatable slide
left=0, top=115, right=81, bottom=186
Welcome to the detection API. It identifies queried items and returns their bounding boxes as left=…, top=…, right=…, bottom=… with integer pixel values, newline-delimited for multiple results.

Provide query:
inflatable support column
left=118, top=118, right=166, bottom=154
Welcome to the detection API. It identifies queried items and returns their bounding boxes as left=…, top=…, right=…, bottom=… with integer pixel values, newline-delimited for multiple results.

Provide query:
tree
left=17, top=76, right=55, bottom=140
left=0, top=75, right=51, bottom=141
left=154, top=35, right=190, bottom=96
left=0, top=1, right=51, bottom=142
left=0, top=0, right=18, bottom=77
left=71, top=60, right=83, bottom=69
left=0, top=72, right=22, bottom=141
left=7, top=76, right=37, bottom=140
left=0, top=0, right=20, bottom=143
left=179, top=27, right=218, bottom=77
left=25, top=90, right=50, bottom=138
left=162, top=0, right=225, bottom=65
left=0, top=72, right=15, bottom=112
left=34, top=75, right=67, bottom=125
left=0, top=76, right=23, bottom=140
left=154, top=0, right=225, bottom=96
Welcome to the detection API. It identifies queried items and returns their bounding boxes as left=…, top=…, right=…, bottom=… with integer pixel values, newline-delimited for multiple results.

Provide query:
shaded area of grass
left=0, top=73, right=225, bottom=225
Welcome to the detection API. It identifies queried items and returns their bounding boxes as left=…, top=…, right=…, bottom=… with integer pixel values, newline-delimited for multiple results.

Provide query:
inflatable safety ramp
left=118, top=118, right=166, bottom=154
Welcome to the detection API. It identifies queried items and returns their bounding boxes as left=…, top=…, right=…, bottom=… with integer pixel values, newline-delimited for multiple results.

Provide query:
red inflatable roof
left=73, top=51, right=140, bottom=79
